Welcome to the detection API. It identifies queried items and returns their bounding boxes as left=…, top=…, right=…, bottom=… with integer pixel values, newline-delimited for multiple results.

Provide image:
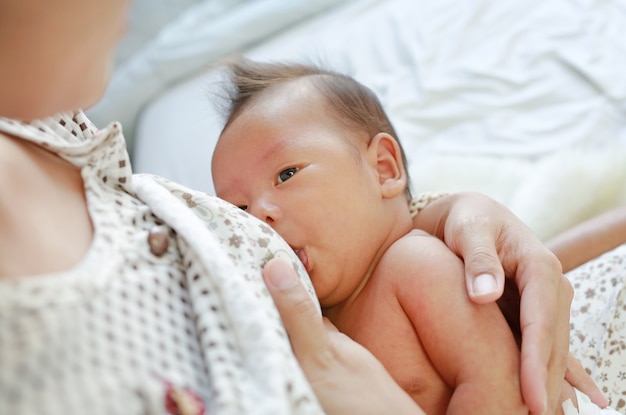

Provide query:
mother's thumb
left=463, top=247, right=505, bottom=303
left=263, top=258, right=327, bottom=357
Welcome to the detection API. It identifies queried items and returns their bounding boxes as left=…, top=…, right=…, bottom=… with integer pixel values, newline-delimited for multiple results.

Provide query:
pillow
left=86, top=0, right=349, bottom=154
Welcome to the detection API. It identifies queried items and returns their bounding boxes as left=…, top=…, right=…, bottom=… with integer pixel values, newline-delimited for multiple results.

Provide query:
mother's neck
left=0, top=133, right=93, bottom=278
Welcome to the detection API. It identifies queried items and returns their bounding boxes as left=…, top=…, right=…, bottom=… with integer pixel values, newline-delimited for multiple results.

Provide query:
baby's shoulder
left=389, top=229, right=455, bottom=260
left=379, top=228, right=464, bottom=284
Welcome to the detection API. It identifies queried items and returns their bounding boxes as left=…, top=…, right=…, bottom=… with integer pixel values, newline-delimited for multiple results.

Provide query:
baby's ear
left=368, top=132, right=407, bottom=199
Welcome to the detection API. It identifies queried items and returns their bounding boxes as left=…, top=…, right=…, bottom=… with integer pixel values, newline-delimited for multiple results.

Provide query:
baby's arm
left=546, top=205, right=626, bottom=273
left=388, top=231, right=526, bottom=414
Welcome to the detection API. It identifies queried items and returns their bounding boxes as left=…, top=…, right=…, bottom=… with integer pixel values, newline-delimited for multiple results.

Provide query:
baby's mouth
left=293, top=248, right=310, bottom=273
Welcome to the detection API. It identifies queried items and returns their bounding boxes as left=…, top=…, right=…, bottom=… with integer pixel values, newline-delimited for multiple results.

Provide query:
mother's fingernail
left=473, top=274, right=497, bottom=296
left=265, top=259, right=298, bottom=290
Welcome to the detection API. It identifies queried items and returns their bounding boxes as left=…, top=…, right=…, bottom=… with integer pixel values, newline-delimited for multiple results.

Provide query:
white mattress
left=109, top=0, right=626, bottom=240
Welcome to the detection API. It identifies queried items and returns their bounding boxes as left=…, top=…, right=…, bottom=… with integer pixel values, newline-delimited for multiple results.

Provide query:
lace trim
left=409, top=191, right=450, bottom=218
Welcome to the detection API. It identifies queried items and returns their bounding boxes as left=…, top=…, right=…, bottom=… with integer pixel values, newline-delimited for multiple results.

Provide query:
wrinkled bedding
left=90, top=0, right=626, bottom=240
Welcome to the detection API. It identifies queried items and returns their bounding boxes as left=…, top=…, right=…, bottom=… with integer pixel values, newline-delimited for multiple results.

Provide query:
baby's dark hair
left=218, top=58, right=412, bottom=200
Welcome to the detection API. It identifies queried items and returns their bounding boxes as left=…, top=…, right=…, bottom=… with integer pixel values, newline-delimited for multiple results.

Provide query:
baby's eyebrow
left=259, top=136, right=294, bottom=162
left=270, top=136, right=293, bottom=150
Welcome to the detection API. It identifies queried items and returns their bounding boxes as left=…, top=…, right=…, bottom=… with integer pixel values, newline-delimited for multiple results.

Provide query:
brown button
left=147, top=226, right=169, bottom=257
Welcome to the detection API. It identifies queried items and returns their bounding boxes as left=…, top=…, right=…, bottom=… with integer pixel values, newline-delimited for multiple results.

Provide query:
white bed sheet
left=87, top=0, right=348, bottom=146
left=129, top=0, right=626, bottom=240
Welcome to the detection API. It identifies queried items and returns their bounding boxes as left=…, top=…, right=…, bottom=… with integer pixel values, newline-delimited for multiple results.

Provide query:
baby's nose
left=249, top=200, right=281, bottom=225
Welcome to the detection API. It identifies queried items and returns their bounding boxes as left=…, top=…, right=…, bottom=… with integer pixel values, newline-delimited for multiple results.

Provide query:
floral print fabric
left=568, top=243, right=626, bottom=413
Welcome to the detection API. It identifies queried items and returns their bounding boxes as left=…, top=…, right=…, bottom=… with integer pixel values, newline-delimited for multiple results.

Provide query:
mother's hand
left=263, top=258, right=424, bottom=415
left=413, top=192, right=605, bottom=414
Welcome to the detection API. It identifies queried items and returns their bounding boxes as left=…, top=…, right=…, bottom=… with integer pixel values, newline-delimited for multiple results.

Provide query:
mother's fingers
left=517, top=260, right=572, bottom=415
left=565, top=352, right=609, bottom=408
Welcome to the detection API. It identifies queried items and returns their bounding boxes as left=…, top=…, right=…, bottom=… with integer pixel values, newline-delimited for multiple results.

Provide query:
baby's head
left=211, top=59, right=414, bottom=307
left=214, top=58, right=412, bottom=200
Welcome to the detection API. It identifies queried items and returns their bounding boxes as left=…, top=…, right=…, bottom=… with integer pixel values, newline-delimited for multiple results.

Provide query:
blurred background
left=87, top=0, right=626, bottom=241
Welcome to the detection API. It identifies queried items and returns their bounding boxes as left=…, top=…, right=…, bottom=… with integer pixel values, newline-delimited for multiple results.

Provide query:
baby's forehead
left=252, top=77, right=325, bottom=108
left=229, top=79, right=329, bottom=128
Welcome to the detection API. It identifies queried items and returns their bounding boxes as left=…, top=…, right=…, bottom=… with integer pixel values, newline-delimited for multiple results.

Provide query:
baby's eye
left=238, top=205, right=248, bottom=211
left=277, top=167, right=298, bottom=184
